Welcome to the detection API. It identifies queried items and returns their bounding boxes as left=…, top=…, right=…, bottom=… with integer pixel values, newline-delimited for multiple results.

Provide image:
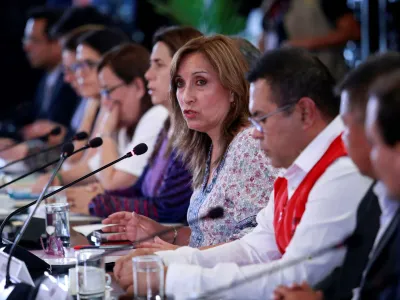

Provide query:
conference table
left=0, top=172, right=131, bottom=299
left=0, top=173, right=178, bottom=299
left=32, top=219, right=130, bottom=299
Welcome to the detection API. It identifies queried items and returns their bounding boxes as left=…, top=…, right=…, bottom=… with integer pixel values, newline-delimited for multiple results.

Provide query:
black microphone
left=0, top=136, right=102, bottom=191
left=4, top=142, right=74, bottom=288
left=195, top=234, right=361, bottom=300
left=0, top=139, right=102, bottom=287
left=0, top=137, right=103, bottom=243
left=0, top=131, right=88, bottom=172
left=0, top=126, right=63, bottom=153
left=0, top=142, right=148, bottom=236
left=0, top=142, right=147, bottom=295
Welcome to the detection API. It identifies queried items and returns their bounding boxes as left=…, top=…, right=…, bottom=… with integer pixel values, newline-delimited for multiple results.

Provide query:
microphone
left=0, top=142, right=148, bottom=237
left=0, top=137, right=103, bottom=244
left=19, top=207, right=222, bottom=300
left=0, top=126, right=62, bottom=153
left=4, top=143, right=74, bottom=288
left=0, top=131, right=88, bottom=172
left=0, top=142, right=148, bottom=297
left=0, top=136, right=102, bottom=191
left=195, top=234, right=361, bottom=300
left=84, top=206, right=224, bottom=261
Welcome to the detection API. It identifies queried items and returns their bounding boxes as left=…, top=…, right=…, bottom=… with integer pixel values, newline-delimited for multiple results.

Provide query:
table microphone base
left=2, top=245, right=50, bottom=281
left=3, top=282, right=32, bottom=300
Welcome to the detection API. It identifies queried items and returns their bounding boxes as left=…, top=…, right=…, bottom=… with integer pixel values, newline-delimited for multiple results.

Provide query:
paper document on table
left=72, top=223, right=117, bottom=236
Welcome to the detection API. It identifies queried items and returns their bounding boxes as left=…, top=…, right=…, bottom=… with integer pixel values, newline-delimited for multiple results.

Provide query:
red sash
left=273, top=134, right=347, bottom=254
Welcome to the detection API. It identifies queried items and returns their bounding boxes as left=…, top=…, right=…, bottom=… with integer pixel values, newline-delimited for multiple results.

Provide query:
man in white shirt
left=113, top=48, right=371, bottom=299
left=272, top=52, right=400, bottom=300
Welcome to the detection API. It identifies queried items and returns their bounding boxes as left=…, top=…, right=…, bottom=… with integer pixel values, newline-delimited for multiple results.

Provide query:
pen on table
left=73, top=244, right=135, bottom=250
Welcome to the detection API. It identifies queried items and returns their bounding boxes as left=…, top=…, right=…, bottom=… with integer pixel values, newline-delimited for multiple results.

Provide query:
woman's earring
left=230, top=92, right=235, bottom=104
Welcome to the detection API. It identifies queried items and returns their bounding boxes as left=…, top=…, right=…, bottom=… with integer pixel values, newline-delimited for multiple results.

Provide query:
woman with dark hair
left=59, top=25, right=105, bottom=164
left=32, top=28, right=167, bottom=194
left=85, top=26, right=203, bottom=222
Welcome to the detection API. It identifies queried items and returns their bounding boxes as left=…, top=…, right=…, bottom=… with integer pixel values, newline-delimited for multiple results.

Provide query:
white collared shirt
left=157, top=116, right=372, bottom=300
left=352, top=182, right=399, bottom=300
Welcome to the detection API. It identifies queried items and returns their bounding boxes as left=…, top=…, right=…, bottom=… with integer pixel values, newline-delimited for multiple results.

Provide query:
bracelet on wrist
left=172, top=227, right=178, bottom=245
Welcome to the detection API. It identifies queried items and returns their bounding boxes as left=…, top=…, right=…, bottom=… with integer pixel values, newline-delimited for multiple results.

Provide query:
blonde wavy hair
left=170, top=35, right=250, bottom=188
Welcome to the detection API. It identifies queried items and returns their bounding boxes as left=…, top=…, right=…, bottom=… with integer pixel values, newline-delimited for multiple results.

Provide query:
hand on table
left=102, top=211, right=167, bottom=243
left=136, top=236, right=179, bottom=251
left=273, top=282, right=323, bottom=300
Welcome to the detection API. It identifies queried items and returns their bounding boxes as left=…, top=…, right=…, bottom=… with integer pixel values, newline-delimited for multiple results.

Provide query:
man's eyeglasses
left=248, top=103, right=295, bottom=133
left=100, top=83, right=125, bottom=99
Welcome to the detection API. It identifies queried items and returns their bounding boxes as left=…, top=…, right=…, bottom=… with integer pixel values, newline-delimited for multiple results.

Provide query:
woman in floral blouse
left=102, top=35, right=280, bottom=248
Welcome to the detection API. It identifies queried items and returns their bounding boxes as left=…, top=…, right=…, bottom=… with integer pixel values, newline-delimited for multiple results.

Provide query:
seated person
left=0, top=7, right=80, bottom=168
left=273, top=54, right=400, bottom=300
left=102, top=35, right=280, bottom=251
left=32, top=29, right=168, bottom=193
left=110, top=47, right=372, bottom=298
left=60, top=26, right=105, bottom=166
left=69, top=26, right=203, bottom=222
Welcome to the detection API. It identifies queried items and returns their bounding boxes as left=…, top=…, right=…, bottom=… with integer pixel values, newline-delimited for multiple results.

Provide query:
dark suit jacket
left=358, top=208, right=400, bottom=300
left=1, top=70, right=79, bottom=141
left=23, top=70, right=80, bottom=128
left=379, top=218, right=400, bottom=300
left=379, top=221, right=400, bottom=300
left=315, top=183, right=381, bottom=300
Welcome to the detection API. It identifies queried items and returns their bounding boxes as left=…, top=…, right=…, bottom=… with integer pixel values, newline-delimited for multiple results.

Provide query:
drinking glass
left=132, top=255, right=165, bottom=300
left=44, top=186, right=70, bottom=250
left=75, top=249, right=112, bottom=300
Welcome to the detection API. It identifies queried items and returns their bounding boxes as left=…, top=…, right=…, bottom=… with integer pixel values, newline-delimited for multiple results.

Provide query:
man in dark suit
left=0, top=7, right=80, bottom=164
left=363, top=71, right=400, bottom=300
left=272, top=53, right=400, bottom=300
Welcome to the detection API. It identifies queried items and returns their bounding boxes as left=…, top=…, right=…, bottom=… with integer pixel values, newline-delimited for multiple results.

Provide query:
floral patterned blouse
left=188, top=127, right=281, bottom=247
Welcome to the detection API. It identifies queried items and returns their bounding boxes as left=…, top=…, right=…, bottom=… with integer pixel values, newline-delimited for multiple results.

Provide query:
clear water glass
left=132, top=255, right=165, bottom=300
left=75, top=249, right=111, bottom=300
left=45, top=202, right=70, bottom=248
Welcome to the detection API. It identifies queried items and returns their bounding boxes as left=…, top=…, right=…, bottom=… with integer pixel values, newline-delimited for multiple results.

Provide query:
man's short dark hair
left=369, top=71, right=400, bottom=147
left=247, top=48, right=338, bottom=120
left=50, top=6, right=112, bottom=39
left=27, top=7, right=64, bottom=39
left=336, top=52, right=400, bottom=120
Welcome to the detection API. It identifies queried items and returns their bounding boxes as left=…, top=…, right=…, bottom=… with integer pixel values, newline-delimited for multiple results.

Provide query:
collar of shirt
left=46, top=64, right=62, bottom=88
left=283, top=116, right=344, bottom=197
left=373, top=181, right=399, bottom=218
